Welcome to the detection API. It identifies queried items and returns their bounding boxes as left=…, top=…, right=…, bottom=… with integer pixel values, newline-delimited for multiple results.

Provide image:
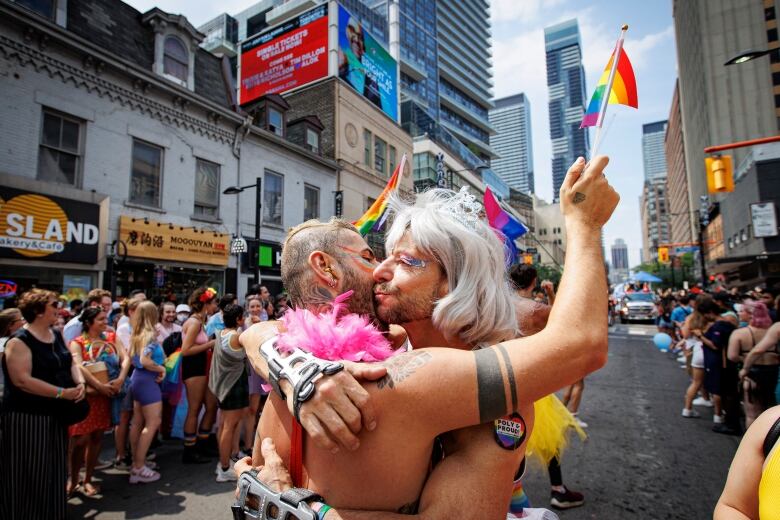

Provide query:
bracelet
left=311, top=502, right=332, bottom=520
left=55, top=387, right=63, bottom=399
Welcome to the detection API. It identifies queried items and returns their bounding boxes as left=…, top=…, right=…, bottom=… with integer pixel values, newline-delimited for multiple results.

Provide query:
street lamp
left=223, top=177, right=262, bottom=286
left=725, top=48, right=778, bottom=66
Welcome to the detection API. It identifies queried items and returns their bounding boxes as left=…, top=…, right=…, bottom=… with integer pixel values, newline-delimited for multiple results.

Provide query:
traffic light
left=705, top=155, right=734, bottom=193
left=657, top=247, right=670, bottom=264
left=523, top=254, right=534, bottom=265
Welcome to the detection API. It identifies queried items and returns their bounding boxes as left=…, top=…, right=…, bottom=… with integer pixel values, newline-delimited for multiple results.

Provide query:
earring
left=328, top=276, right=337, bottom=288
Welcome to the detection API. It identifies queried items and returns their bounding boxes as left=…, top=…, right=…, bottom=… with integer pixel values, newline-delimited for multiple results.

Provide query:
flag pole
left=591, top=24, right=628, bottom=158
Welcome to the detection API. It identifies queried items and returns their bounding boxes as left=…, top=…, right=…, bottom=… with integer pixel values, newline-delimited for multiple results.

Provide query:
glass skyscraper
left=642, top=120, right=669, bottom=182
left=544, top=19, right=589, bottom=201
left=489, top=93, right=534, bottom=194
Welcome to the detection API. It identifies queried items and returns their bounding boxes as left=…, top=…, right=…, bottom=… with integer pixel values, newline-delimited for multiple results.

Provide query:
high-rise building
left=489, top=93, right=534, bottom=194
left=673, top=0, right=778, bottom=240
left=640, top=179, right=671, bottom=263
left=642, top=121, right=668, bottom=182
left=665, top=81, right=692, bottom=245
left=611, top=238, right=629, bottom=270
left=544, top=19, right=589, bottom=202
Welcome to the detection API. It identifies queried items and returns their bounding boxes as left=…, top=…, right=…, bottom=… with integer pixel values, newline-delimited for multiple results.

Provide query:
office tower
left=665, top=81, right=692, bottom=245
left=642, top=121, right=668, bottom=182
left=544, top=19, right=589, bottom=201
left=489, top=93, right=534, bottom=194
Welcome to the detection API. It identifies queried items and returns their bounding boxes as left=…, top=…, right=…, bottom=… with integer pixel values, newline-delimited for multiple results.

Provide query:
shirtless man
left=237, top=156, right=617, bottom=517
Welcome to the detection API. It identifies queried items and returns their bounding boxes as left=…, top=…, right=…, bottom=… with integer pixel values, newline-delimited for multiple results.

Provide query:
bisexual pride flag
left=484, top=187, right=528, bottom=265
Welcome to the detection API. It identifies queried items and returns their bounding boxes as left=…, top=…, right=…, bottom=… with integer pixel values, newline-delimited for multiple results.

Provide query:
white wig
left=385, top=188, right=518, bottom=345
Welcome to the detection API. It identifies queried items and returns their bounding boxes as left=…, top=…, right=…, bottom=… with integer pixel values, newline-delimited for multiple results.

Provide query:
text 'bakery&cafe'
left=113, top=216, right=230, bottom=301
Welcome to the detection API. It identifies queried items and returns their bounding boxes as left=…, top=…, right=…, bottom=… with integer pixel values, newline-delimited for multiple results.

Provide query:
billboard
left=0, top=187, right=101, bottom=264
left=337, top=4, right=398, bottom=121
left=239, top=4, right=329, bottom=105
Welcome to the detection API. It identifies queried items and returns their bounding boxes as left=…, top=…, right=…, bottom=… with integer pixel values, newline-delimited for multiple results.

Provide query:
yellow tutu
left=525, top=394, right=586, bottom=468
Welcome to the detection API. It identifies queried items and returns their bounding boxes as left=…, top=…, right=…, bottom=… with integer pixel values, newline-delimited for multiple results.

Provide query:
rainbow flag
left=164, top=349, right=182, bottom=384
left=581, top=43, right=638, bottom=128
left=484, top=187, right=527, bottom=264
left=353, top=154, right=406, bottom=236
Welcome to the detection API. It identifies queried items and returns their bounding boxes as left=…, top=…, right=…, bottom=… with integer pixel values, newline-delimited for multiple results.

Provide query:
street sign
left=751, top=202, right=778, bottom=238
left=525, top=247, right=538, bottom=254
left=673, top=246, right=699, bottom=255
left=230, top=237, right=248, bottom=254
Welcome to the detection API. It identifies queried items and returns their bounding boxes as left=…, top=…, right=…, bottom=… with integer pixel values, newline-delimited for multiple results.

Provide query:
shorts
left=703, top=348, right=722, bottom=395
left=131, top=370, right=162, bottom=406
left=218, top=369, right=249, bottom=411
left=182, top=351, right=208, bottom=380
left=691, top=344, right=704, bottom=369
left=248, top=361, right=269, bottom=396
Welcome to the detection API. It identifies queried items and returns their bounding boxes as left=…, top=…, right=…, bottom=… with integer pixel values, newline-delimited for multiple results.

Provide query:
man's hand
left=234, top=438, right=294, bottom=498
left=540, top=280, right=554, bottom=294
left=291, top=361, right=387, bottom=453
left=559, top=155, right=619, bottom=231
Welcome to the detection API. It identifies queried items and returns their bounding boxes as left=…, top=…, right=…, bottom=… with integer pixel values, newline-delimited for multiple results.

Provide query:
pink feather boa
left=276, top=291, right=397, bottom=362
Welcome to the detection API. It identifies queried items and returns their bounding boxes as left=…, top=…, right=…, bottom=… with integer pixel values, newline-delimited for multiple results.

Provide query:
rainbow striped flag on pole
left=353, top=154, right=407, bottom=236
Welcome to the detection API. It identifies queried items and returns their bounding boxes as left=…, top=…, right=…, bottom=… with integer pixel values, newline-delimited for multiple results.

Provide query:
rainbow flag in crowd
left=581, top=27, right=638, bottom=128
left=483, top=187, right=528, bottom=264
left=353, top=154, right=406, bottom=236
left=162, top=349, right=184, bottom=405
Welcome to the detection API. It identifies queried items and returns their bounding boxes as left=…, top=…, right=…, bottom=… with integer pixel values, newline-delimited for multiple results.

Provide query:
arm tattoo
left=474, top=348, right=507, bottom=423
left=376, top=351, right=432, bottom=390
left=497, top=344, right=518, bottom=411
left=573, top=192, right=586, bottom=204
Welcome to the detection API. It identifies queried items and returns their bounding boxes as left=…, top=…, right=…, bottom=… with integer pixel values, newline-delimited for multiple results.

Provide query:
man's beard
left=374, top=282, right=436, bottom=326
left=341, top=265, right=382, bottom=325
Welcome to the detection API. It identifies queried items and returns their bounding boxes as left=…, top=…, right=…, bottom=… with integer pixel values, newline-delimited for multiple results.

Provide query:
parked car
left=619, top=292, right=658, bottom=323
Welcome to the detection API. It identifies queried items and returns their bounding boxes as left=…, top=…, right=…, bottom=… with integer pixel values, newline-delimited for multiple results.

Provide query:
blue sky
left=491, top=0, right=678, bottom=266
left=124, top=0, right=678, bottom=267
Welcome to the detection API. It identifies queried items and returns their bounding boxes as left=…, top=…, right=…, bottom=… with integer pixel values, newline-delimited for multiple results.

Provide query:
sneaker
left=571, top=414, right=588, bottom=429
left=146, top=451, right=157, bottom=462
left=712, top=424, right=740, bottom=435
left=550, top=486, right=585, bottom=510
left=682, top=408, right=701, bottom=418
left=113, top=456, right=132, bottom=471
left=145, top=460, right=158, bottom=470
left=713, top=414, right=724, bottom=424
left=129, top=465, right=160, bottom=484
left=693, top=397, right=713, bottom=407
left=215, top=463, right=237, bottom=482
left=94, top=458, right=113, bottom=470
left=676, top=355, right=686, bottom=362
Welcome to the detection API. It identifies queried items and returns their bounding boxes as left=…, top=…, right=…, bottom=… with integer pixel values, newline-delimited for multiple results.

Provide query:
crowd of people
left=0, top=283, right=290, bottom=517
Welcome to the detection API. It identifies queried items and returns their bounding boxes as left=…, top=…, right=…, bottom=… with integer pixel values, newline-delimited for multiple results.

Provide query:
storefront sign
left=0, top=280, right=18, bottom=298
left=239, top=4, right=329, bottom=105
left=62, top=274, right=92, bottom=301
left=119, top=216, right=230, bottom=267
left=751, top=202, right=778, bottom=238
left=0, top=187, right=100, bottom=264
left=242, top=239, right=282, bottom=275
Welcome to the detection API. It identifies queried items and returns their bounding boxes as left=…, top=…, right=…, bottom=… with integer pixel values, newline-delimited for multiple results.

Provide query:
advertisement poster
left=239, top=4, right=329, bottom=105
left=62, top=274, right=92, bottom=302
left=751, top=202, right=778, bottom=238
left=337, top=4, right=398, bottom=121
left=0, top=186, right=101, bottom=264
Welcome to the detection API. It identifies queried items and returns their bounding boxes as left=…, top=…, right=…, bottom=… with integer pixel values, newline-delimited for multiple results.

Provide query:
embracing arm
left=742, top=322, right=780, bottom=373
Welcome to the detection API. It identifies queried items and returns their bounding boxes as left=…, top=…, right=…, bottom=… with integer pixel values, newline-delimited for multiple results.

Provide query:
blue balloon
left=653, top=332, right=673, bottom=351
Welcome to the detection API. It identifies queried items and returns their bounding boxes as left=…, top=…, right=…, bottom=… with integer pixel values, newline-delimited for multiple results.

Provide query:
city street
left=67, top=324, right=740, bottom=519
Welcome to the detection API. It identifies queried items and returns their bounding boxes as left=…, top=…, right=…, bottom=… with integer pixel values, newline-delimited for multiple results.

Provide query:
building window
left=306, top=128, right=320, bottom=154
left=364, top=129, right=372, bottom=166
left=13, top=0, right=55, bottom=19
left=268, top=107, right=283, bottom=136
left=38, top=109, right=83, bottom=186
left=389, top=145, right=397, bottom=174
left=263, top=170, right=283, bottom=227
left=768, top=28, right=779, bottom=43
left=163, top=36, right=189, bottom=83
left=194, top=159, right=220, bottom=217
left=304, top=184, right=319, bottom=221
left=130, top=139, right=163, bottom=208
left=374, top=137, right=387, bottom=175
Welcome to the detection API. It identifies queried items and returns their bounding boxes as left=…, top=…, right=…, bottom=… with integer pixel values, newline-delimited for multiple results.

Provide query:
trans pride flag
left=581, top=27, right=638, bottom=129
left=353, top=154, right=407, bottom=236
left=484, top=187, right=528, bottom=264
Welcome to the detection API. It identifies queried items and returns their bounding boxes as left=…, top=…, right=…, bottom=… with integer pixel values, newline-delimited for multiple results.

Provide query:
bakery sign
left=119, top=216, right=230, bottom=266
left=0, top=187, right=100, bottom=264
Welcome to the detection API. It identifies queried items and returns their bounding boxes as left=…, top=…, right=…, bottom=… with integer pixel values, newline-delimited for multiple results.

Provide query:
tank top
left=759, top=416, right=780, bottom=519
left=1, top=328, right=74, bottom=416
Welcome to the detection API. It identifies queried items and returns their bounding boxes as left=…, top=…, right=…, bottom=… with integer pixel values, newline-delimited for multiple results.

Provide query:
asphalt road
left=68, top=324, right=739, bottom=519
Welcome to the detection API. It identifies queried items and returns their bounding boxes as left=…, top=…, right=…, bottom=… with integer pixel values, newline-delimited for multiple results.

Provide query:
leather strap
left=291, top=419, right=304, bottom=487
left=763, top=415, right=780, bottom=458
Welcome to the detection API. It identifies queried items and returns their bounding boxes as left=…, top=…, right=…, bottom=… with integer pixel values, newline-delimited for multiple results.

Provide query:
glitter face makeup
left=399, top=254, right=426, bottom=268
left=338, top=245, right=378, bottom=272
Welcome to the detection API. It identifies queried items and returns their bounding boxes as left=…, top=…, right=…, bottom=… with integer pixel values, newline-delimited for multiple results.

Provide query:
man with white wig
left=237, top=156, right=617, bottom=519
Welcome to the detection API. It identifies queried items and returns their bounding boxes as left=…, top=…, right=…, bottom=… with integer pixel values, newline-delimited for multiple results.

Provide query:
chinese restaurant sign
left=119, top=216, right=229, bottom=267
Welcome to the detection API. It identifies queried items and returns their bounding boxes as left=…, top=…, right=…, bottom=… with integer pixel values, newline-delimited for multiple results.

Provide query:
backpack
left=162, top=331, right=183, bottom=357
left=764, top=416, right=780, bottom=458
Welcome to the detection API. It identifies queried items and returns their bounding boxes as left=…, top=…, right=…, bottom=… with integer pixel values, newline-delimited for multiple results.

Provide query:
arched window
left=163, top=36, right=188, bottom=82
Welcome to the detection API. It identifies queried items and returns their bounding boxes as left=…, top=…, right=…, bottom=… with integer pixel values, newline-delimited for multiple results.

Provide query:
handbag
left=85, top=361, right=109, bottom=395
left=51, top=370, right=90, bottom=426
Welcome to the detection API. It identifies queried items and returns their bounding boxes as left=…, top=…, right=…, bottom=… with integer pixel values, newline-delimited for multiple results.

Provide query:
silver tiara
left=439, top=186, right=483, bottom=230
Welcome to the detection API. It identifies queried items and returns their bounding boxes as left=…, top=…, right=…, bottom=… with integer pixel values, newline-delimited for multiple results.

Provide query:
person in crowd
left=1, top=289, right=86, bottom=519
left=242, top=295, right=271, bottom=451
left=671, top=295, right=693, bottom=340
left=275, top=292, right=290, bottom=318
left=180, top=287, right=218, bottom=463
left=728, top=302, right=777, bottom=428
left=209, top=304, right=249, bottom=482
left=714, top=405, right=780, bottom=519
left=113, top=295, right=144, bottom=469
left=656, top=299, right=674, bottom=338
left=682, top=296, right=717, bottom=418
left=67, top=306, right=129, bottom=497
left=206, top=293, right=236, bottom=337
left=70, top=299, right=84, bottom=317
left=714, top=292, right=739, bottom=327
left=63, top=289, right=113, bottom=344
left=175, top=303, right=191, bottom=325
left=128, top=301, right=166, bottom=484
left=0, top=307, right=26, bottom=403
left=237, top=155, right=617, bottom=517
left=245, top=295, right=268, bottom=326
left=156, top=301, right=182, bottom=344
